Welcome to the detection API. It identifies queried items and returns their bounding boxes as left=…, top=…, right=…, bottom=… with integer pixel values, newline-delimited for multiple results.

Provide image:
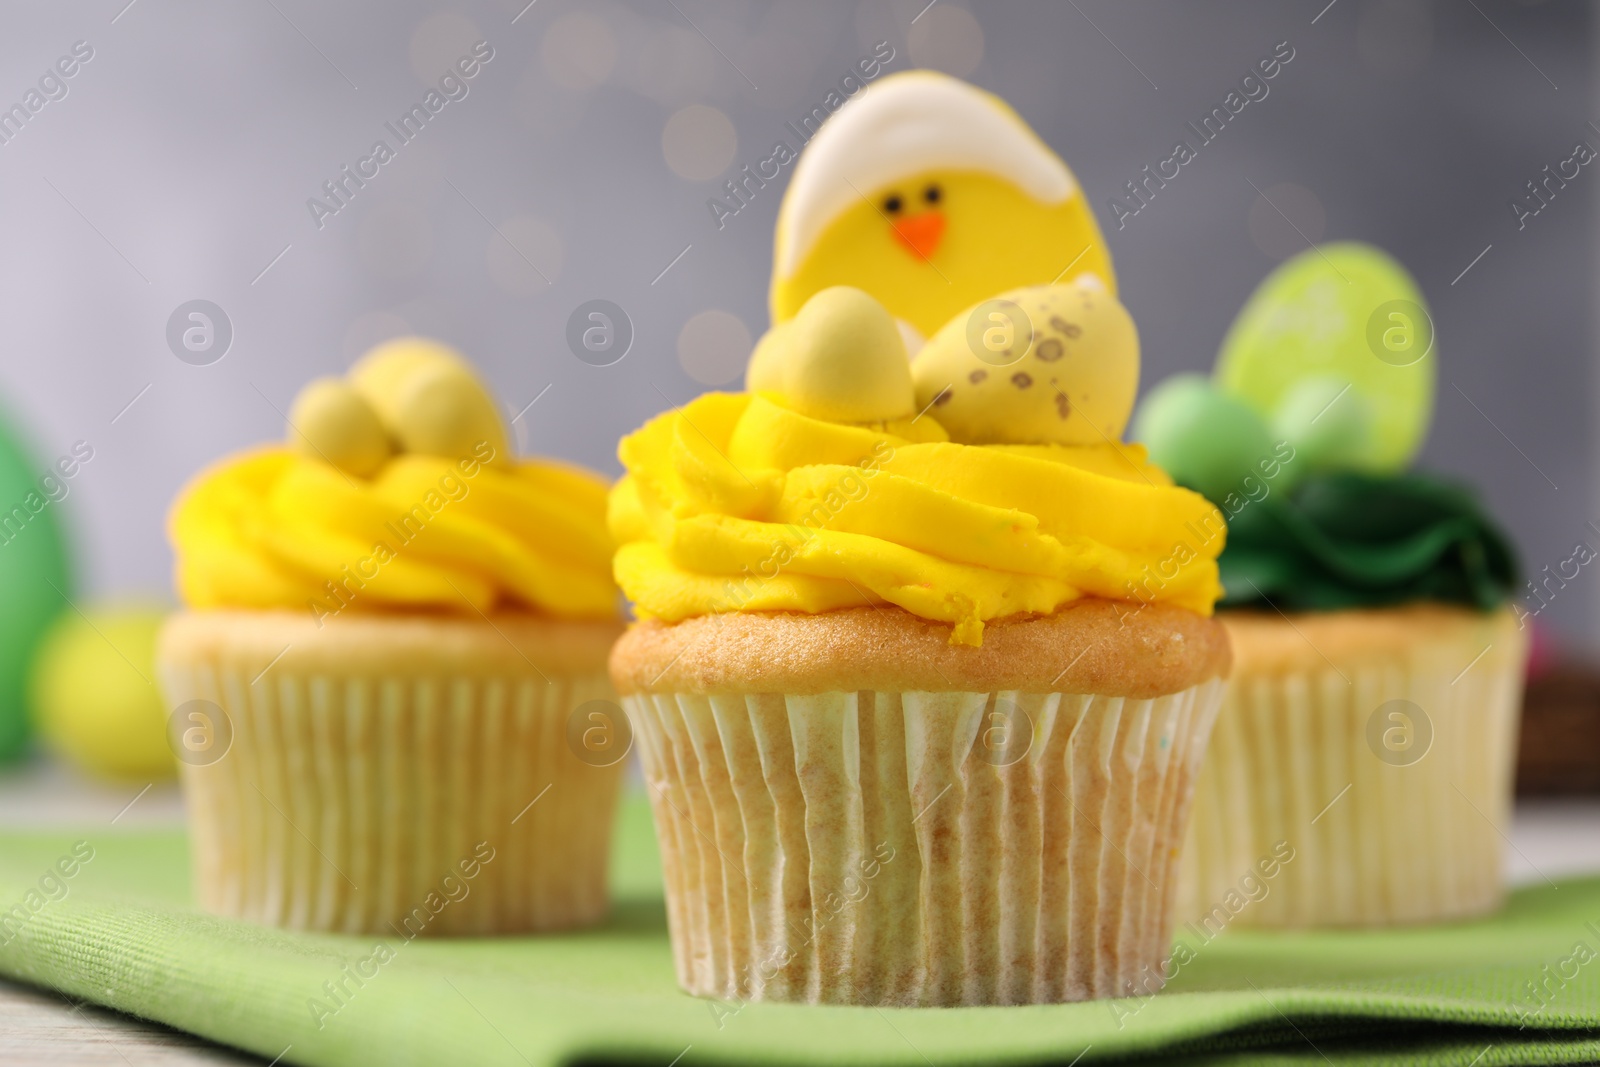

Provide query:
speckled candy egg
left=910, top=276, right=1138, bottom=446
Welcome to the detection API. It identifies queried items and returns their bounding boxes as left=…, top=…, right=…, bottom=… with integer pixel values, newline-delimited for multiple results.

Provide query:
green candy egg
left=1132, top=375, right=1286, bottom=503
left=1272, top=374, right=1375, bottom=473
left=1216, top=242, right=1434, bottom=472
left=0, top=410, right=73, bottom=762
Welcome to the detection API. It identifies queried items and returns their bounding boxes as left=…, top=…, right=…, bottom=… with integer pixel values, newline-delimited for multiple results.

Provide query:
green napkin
left=0, top=796, right=1596, bottom=1066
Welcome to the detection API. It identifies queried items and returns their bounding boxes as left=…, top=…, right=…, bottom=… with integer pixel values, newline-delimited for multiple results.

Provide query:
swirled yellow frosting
left=173, top=445, right=617, bottom=620
left=169, top=337, right=617, bottom=621
left=609, top=392, right=1224, bottom=646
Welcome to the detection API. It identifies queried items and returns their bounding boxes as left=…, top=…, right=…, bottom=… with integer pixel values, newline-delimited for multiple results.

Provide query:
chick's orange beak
left=892, top=211, right=946, bottom=262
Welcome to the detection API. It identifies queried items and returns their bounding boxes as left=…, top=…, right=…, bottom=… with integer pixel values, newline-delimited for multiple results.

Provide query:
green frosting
left=1216, top=471, right=1519, bottom=612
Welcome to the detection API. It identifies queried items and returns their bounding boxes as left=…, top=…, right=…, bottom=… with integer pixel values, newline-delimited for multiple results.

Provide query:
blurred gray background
left=0, top=0, right=1593, bottom=641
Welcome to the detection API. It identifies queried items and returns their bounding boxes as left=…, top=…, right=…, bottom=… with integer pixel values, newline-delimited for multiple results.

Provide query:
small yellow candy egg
left=745, top=319, right=792, bottom=398
left=387, top=362, right=510, bottom=465
left=910, top=276, right=1139, bottom=445
left=745, top=286, right=915, bottom=423
left=286, top=377, right=392, bottom=477
left=349, top=337, right=469, bottom=423
left=350, top=337, right=509, bottom=464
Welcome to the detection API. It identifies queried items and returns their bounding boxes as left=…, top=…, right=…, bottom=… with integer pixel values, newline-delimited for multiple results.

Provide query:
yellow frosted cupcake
left=157, top=339, right=625, bottom=935
left=610, top=283, right=1231, bottom=1006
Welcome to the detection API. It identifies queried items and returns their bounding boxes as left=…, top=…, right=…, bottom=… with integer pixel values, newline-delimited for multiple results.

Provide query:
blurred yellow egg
left=389, top=362, right=511, bottom=464
left=29, top=605, right=175, bottom=781
left=287, top=377, right=392, bottom=477
left=350, top=337, right=510, bottom=464
left=348, top=336, right=466, bottom=416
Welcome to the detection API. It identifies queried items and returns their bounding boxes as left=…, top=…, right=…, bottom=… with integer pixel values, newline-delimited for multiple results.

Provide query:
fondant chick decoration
left=910, top=276, right=1138, bottom=446
left=771, top=70, right=1114, bottom=346
left=286, top=337, right=509, bottom=476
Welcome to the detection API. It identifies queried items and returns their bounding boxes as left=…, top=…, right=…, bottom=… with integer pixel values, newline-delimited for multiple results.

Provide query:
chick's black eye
left=883, top=194, right=903, bottom=214
left=924, top=184, right=941, bottom=204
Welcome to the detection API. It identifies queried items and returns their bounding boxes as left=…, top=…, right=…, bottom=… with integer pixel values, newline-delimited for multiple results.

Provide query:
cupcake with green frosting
left=1133, top=243, right=1525, bottom=927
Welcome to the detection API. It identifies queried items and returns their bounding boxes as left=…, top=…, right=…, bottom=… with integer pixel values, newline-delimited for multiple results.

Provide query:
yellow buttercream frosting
left=170, top=337, right=617, bottom=621
left=609, top=391, right=1225, bottom=646
left=173, top=444, right=616, bottom=620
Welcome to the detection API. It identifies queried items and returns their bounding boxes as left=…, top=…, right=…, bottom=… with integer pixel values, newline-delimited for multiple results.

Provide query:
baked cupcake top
left=1132, top=243, right=1518, bottom=613
left=170, top=338, right=616, bottom=622
left=610, top=283, right=1225, bottom=646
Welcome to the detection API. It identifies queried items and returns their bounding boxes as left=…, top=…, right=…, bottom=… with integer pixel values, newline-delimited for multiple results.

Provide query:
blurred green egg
left=0, top=413, right=73, bottom=762
left=1132, top=374, right=1283, bottom=503
left=29, top=605, right=175, bottom=782
left=1271, top=374, right=1376, bottom=473
left=1216, top=242, right=1434, bottom=472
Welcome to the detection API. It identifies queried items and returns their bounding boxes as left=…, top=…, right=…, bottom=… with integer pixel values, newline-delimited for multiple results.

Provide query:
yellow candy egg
left=745, top=286, right=914, bottom=424
left=286, top=377, right=392, bottom=477
left=350, top=337, right=509, bottom=464
left=29, top=606, right=175, bottom=782
left=911, top=276, right=1139, bottom=446
left=349, top=336, right=466, bottom=415
left=744, top=319, right=793, bottom=398
left=388, top=363, right=510, bottom=464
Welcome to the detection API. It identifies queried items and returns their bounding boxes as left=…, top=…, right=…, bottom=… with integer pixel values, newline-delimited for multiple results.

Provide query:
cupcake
left=158, top=339, right=625, bottom=935
left=609, top=282, right=1231, bottom=1006
left=1134, top=243, right=1525, bottom=927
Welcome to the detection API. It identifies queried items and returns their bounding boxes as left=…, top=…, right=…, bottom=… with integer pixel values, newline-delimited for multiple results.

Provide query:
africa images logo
left=0, top=40, right=94, bottom=148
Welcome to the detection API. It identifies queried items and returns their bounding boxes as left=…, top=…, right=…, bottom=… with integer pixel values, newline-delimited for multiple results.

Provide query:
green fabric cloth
left=0, top=796, right=1597, bottom=1066
left=1218, top=471, right=1520, bottom=612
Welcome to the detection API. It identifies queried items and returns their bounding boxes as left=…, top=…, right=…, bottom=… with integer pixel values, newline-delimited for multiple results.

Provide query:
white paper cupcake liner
left=1178, top=609, right=1526, bottom=928
left=161, top=655, right=622, bottom=935
left=624, top=678, right=1225, bottom=1006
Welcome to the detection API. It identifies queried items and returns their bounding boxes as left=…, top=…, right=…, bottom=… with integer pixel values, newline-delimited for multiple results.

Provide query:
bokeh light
left=486, top=215, right=563, bottom=296
left=908, top=4, right=984, bottom=78
left=541, top=10, right=618, bottom=91
left=677, top=309, right=753, bottom=386
left=662, top=104, right=738, bottom=182
left=408, top=11, right=484, bottom=83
